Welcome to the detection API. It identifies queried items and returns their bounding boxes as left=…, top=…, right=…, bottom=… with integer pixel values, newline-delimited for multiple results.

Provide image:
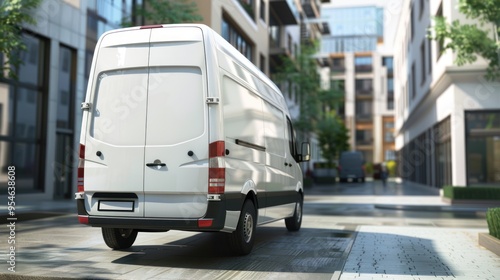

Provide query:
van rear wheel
left=285, top=194, right=303, bottom=231
left=102, top=228, right=138, bottom=250
left=229, top=200, right=256, bottom=255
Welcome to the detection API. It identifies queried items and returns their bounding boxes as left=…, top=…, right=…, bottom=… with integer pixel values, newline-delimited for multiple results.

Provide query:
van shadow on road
left=112, top=227, right=355, bottom=274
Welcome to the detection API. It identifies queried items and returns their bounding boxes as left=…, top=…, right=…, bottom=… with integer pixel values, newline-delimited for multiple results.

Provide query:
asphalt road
left=0, top=179, right=493, bottom=279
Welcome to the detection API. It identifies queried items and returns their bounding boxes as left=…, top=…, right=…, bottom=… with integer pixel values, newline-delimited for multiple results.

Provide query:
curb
left=374, top=204, right=489, bottom=212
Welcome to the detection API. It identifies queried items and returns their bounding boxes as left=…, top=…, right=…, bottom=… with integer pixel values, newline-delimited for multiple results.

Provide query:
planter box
left=478, top=232, right=500, bottom=256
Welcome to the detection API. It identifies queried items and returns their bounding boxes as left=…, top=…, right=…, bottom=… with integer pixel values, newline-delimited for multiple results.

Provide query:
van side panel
left=143, top=27, right=209, bottom=218
left=221, top=75, right=267, bottom=219
left=84, top=29, right=151, bottom=217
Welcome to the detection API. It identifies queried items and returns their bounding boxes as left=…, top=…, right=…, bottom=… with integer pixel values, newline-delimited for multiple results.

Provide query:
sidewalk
left=307, top=179, right=500, bottom=279
left=340, top=226, right=500, bottom=280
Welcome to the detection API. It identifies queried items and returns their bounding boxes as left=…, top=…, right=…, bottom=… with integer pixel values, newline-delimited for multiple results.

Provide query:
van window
left=91, top=70, right=148, bottom=145
left=286, top=117, right=298, bottom=161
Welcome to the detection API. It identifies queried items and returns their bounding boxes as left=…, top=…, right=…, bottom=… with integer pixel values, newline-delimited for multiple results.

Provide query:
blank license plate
left=98, top=200, right=134, bottom=212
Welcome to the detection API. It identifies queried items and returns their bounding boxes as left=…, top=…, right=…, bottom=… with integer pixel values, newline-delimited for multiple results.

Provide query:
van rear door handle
left=146, top=163, right=166, bottom=167
left=146, top=160, right=166, bottom=167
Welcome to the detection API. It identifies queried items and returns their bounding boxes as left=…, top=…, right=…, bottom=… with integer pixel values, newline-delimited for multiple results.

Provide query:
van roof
left=99, top=24, right=282, bottom=99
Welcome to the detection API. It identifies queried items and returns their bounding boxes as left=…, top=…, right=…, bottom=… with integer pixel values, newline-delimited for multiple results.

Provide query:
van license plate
left=98, top=200, right=134, bottom=212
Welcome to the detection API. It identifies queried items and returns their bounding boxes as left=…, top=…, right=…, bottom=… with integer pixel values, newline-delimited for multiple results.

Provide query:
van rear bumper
left=76, top=199, right=226, bottom=231
left=87, top=216, right=225, bottom=231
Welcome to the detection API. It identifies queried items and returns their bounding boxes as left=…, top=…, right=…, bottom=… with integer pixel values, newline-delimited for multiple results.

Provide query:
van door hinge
left=206, top=97, right=220, bottom=104
left=81, top=102, right=91, bottom=110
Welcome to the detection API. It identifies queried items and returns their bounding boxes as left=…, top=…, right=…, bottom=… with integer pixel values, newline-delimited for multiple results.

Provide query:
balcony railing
left=355, top=114, right=373, bottom=122
left=355, top=65, right=372, bottom=73
left=356, top=89, right=373, bottom=96
left=300, top=0, right=320, bottom=18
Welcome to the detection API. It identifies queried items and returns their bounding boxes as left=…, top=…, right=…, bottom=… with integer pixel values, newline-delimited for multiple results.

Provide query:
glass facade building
left=321, top=6, right=383, bottom=53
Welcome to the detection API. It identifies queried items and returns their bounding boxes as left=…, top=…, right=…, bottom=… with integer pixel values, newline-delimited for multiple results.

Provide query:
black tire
left=229, top=200, right=256, bottom=255
left=285, top=193, right=303, bottom=231
left=102, top=228, right=138, bottom=250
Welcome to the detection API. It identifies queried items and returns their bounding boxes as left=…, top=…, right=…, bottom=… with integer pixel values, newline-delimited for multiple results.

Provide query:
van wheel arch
left=229, top=198, right=257, bottom=255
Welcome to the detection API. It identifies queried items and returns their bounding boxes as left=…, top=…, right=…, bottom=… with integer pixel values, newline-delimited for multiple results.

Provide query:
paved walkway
left=340, top=226, right=500, bottom=280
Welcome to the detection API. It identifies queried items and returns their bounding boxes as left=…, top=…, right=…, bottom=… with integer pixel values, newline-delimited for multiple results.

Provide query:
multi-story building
left=0, top=0, right=318, bottom=199
left=394, top=0, right=500, bottom=188
left=320, top=1, right=399, bottom=164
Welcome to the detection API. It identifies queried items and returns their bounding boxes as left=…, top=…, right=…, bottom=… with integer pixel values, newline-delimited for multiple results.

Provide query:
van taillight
left=208, top=141, right=225, bottom=194
left=77, top=144, right=85, bottom=192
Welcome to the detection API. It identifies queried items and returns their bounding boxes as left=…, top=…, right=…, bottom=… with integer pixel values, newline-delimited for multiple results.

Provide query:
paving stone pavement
left=340, top=226, right=500, bottom=280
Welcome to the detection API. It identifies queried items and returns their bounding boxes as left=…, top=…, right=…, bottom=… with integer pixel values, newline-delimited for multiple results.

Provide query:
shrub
left=364, top=162, right=373, bottom=175
left=442, top=185, right=500, bottom=200
left=386, top=160, right=397, bottom=177
left=487, top=208, right=500, bottom=239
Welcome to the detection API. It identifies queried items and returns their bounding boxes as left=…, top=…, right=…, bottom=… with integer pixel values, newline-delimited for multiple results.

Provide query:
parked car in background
left=338, top=151, right=365, bottom=182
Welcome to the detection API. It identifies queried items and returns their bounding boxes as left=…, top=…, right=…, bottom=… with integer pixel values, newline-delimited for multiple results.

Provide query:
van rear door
left=84, top=29, right=151, bottom=217
left=143, top=27, right=209, bottom=218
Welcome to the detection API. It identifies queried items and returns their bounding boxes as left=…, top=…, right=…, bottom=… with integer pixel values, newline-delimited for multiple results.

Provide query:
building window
left=465, top=111, right=500, bottom=185
left=222, top=17, right=254, bottom=62
left=434, top=116, right=452, bottom=188
left=385, top=131, right=395, bottom=142
left=260, top=0, right=265, bottom=22
left=420, top=40, right=426, bottom=85
left=428, top=37, right=433, bottom=75
left=331, top=57, right=345, bottom=72
left=355, top=79, right=373, bottom=95
left=260, top=53, right=265, bottom=73
left=387, top=77, right=394, bottom=111
left=410, top=3, right=414, bottom=42
left=0, top=33, right=48, bottom=193
left=269, top=13, right=280, bottom=48
left=354, top=56, right=372, bottom=72
left=355, top=100, right=373, bottom=120
left=411, top=62, right=416, bottom=99
left=382, top=56, right=393, bottom=75
left=54, top=45, right=77, bottom=198
left=419, top=0, right=425, bottom=19
left=356, top=129, right=373, bottom=145
left=385, top=150, right=396, bottom=161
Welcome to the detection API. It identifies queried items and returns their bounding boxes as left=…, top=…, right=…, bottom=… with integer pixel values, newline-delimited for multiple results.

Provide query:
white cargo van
left=75, top=24, right=310, bottom=255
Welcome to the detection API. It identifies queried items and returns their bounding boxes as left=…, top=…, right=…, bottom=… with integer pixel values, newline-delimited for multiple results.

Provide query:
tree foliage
left=274, top=42, right=322, bottom=135
left=317, top=111, right=349, bottom=165
left=122, top=0, right=202, bottom=26
left=273, top=42, right=348, bottom=162
left=430, top=0, right=500, bottom=80
left=0, top=0, right=41, bottom=79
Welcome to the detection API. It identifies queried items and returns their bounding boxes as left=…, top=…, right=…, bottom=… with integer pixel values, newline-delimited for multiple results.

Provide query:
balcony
left=269, top=0, right=299, bottom=25
left=355, top=65, right=372, bottom=73
left=300, top=0, right=320, bottom=18
left=355, top=114, right=373, bottom=122
left=269, top=36, right=294, bottom=73
left=356, top=89, right=373, bottom=98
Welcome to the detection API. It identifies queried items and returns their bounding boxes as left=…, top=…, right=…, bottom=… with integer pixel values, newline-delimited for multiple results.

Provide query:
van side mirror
left=299, top=142, right=311, bottom=162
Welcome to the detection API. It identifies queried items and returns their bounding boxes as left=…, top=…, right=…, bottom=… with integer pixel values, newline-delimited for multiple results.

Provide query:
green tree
left=430, top=0, right=500, bottom=80
left=122, top=0, right=202, bottom=26
left=273, top=42, right=347, bottom=163
left=0, top=0, right=41, bottom=79
left=317, top=111, right=349, bottom=166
